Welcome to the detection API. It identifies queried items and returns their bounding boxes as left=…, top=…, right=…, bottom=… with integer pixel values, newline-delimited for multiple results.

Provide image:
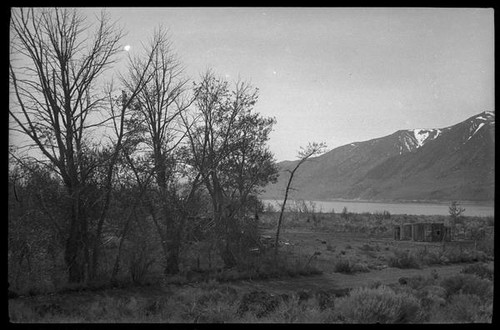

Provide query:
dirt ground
left=262, top=228, right=469, bottom=271
left=235, top=263, right=481, bottom=294
left=236, top=228, right=492, bottom=294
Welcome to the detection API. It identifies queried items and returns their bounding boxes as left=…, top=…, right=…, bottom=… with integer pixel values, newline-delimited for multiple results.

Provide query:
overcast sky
left=18, top=7, right=496, bottom=161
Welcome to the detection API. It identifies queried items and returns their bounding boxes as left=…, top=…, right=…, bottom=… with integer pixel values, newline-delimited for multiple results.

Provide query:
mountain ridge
left=262, top=111, right=495, bottom=202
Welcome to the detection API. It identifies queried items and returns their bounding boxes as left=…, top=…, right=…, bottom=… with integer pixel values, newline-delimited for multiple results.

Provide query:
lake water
left=262, top=199, right=494, bottom=217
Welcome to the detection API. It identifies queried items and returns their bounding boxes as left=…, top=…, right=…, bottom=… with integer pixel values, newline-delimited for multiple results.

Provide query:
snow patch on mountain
left=474, top=111, right=495, bottom=122
left=473, top=122, right=485, bottom=135
left=466, top=122, right=486, bottom=142
left=403, top=137, right=412, bottom=152
left=399, top=128, right=441, bottom=154
left=413, top=129, right=430, bottom=147
left=482, top=111, right=495, bottom=118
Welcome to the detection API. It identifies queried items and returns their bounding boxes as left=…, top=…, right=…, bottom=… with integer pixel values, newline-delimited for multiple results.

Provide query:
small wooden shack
left=393, top=223, right=451, bottom=242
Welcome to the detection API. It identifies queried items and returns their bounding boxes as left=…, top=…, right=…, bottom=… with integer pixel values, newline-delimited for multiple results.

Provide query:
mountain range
left=261, top=111, right=495, bottom=202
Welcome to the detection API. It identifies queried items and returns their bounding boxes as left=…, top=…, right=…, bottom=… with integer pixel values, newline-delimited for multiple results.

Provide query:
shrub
left=368, top=281, right=383, bottom=289
left=246, top=294, right=335, bottom=323
left=439, top=294, right=492, bottom=323
left=476, top=234, right=494, bottom=256
left=333, top=258, right=353, bottom=274
left=237, top=291, right=281, bottom=318
left=313, top=290, right=337, bottom=311
left=404, top=275, right=437, bottom=291
left=460, top=263, right=494, bottom=281
left=129, top=251, right=155, bottom=285
left=359, top=244, right=374, bottom=251
left=388, top=250, right=420, bottom=269
left=418, top=285, right=447, bottom=310
left=440, top=247, right=488, bottom=264
left=341, top=207, right=349, bottom=219
left=9, top=299, right=85, bottom=323
left=351, top=262, right=370, bottom=273
left=335, top=285, right=423, bottom=323
left=140, top=297, right=172, bottom=319
left=196, top=285, right=239, bottom=306
left=191, top=298, right=239, bottom=323
left=326, top=244, right=335, bottom=252
left=440, top=274, right=493, bottom=302
left=415, top=249, right=440, bottom=266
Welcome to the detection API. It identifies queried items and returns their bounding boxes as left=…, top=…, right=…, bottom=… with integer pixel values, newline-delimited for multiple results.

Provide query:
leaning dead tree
left=9, top=8, right=155, bottom=283
left=274, top=142, right=327, bottom=259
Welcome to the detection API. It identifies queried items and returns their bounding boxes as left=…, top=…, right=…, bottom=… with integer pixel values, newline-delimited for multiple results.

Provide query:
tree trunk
left=64, top=187, right=87, bottom=283
left=275, top=169, right=295, bottom=260
left=162, top=194, right=182, bottom=275
left=205, top=175, right=238, bottom=269
left=164, top=240, right=180, bottom=275
left=219, top=205, right=238, bottom=268
left=110, top=209, right=134, bottom=283
left=220, top=242, right=237, bottom=268
left=65, top=238, right=86, bottom=284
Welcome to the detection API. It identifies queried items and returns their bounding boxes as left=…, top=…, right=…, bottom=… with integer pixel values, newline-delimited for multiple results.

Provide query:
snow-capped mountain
left=262, top=111, right=495, bottom=202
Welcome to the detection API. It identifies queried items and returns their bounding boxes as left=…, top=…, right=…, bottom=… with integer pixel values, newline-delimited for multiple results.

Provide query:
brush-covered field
left=9, top=209, right=494, bottom=323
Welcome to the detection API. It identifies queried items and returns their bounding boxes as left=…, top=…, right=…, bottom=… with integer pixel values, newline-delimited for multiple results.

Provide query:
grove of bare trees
left=9, top=8, right=278, bottom=290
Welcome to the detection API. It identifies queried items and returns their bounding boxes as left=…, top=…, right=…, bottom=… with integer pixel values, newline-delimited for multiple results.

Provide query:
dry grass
left=10, top=268, right=493, bottom=323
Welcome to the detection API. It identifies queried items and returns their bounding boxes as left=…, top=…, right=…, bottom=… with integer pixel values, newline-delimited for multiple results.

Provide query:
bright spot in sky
left=124, top=45, right=131, bottom=52
left=272, top=70, right=277, bottom=75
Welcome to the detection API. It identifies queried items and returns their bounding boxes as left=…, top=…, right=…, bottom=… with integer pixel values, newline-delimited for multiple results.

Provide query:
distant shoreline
left=260, top=197, right=494, bottom=216
left=260, top=197, right=494, bottom=207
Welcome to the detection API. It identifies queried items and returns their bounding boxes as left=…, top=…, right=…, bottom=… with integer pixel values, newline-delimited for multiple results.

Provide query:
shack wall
left=412, top=223, right=425, bottom=241
left=431, top=223, right=445, bottom=242
left=402, top=224, right=412, bottom=240
left=393, top=226, right=401, bottom=240
left=423, top=223, right=433, bottom=242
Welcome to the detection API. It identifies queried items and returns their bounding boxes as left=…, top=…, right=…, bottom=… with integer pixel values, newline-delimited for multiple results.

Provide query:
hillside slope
left=262, top=111, right=495, bottom=202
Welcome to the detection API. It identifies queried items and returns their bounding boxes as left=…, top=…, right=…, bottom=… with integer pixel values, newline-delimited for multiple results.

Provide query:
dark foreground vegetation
left=9, top=264, right=494, bottom=323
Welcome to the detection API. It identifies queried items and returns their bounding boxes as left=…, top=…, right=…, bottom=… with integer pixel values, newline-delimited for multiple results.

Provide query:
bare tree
left=274, top=142, right=327, bottom=259
left=448, top=200, right=466, bottom=240
left=120, top=27, right=195, bottom=274
left=9, top=8, right=155, bottom=283
left=88, top=45, right=160, bottom=280
left=184, top=71, right=278, bottom=267
left=225, top=101, right=279, bottom=220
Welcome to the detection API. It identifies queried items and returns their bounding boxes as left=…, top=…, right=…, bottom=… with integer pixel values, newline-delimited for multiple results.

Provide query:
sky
left=12, top=7, right=495, bottom=162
